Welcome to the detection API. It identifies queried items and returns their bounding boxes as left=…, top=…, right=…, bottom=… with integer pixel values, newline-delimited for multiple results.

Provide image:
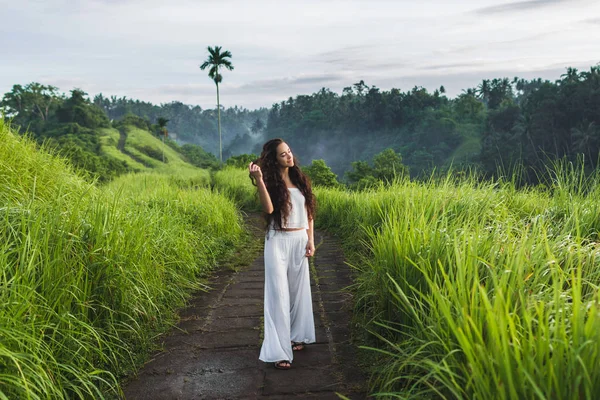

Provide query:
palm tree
left=477, top=79, right=490, bottom=106
left=200, top=46, right=234, bottom=163
left=571, top=121, right=598, bottom=166
left=582, top=65, right=600, bottom=85
left=157, top=117, right=169, bottom=163
left=560, top=67, right=579, bottom=85
left=461, top=88, right=477, bottom=97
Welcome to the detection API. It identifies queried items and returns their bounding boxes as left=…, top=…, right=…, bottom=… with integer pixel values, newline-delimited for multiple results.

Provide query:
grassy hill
left=97, top=125, right=209, bottom=179
left=1, top=86, right=215, bottom=183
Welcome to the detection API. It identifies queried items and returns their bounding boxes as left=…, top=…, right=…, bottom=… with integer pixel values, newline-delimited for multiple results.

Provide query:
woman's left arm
left=305, top=218, right=315, bottom=257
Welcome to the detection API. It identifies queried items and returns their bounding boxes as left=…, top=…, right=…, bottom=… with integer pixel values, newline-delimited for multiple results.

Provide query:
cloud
left=583, top=17, right=600, bottom=25
left=472, top=0, right=568, bottom=15
left=316, top=45, right=409, bottom=73
left=292, top=75, right=343, bottom=85
left=156, top=83, right=215, bottom=97
left=539, top=59, right=600, bottom=70
left=422, top=61, right=488, bottom=71
left=236, top=73, right=346, bottom=93
left=430, top=29, right=562, bottom=58
left=319, top=45, right=371, bottom=63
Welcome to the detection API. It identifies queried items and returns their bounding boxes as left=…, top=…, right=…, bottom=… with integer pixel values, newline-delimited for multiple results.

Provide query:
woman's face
left=275, top=142, right=294, bottom=168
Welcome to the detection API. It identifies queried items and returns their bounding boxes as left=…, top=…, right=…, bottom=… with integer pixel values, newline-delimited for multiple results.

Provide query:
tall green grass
left=315, top=167, right=600, bottom=399
left=0, top=120, right=243, bottom=399
left=124, top=126, right=202, bottom=175
left=213, top=167, right=261, bottom=211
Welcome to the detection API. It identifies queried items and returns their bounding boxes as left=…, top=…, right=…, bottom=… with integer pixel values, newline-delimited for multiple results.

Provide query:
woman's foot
left=274, top=360, right=291, bottom=370
left=291, top=341, right=304, bottom=351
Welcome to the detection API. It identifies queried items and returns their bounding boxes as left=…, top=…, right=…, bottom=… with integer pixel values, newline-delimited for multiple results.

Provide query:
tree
left=372, top=148, right=409, bottom=183
left=571, top=121, right=598, bottom=166
left=225, top=153, right=257, bottom=169
left=477, top=79, right=491, bottom=106
left=1, top=83, right=62, bottom=130
left=157, top=117, right=169, bottom=163
left=55, top=89, right=109, bottom=129
left=180, top=143, right=219, bottom=169
left=346, top=160, right=374, bottom=185
left=454, top=92, right=485, bottom=122
left=251, top=118, right=265, bottom=134
left=303, top=159, right=340, bottom=188
left=560, top=67, right=580, bottom=85
left=346, top=148, right=408, bottom=189
left=200, top=46, right=234, bottom=163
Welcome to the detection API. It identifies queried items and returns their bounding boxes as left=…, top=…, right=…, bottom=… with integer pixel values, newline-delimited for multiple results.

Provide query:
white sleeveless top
left=270, top=187, right=309, bottom=229
left=286, top=188, right=309, bottom=229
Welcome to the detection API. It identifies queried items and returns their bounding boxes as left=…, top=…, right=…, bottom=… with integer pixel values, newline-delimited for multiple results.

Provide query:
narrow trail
left=116, top=127, right=154, bottom=168
left=117, top=126, right=127, bottom=152
left=122, top=214, right=369, bottom=399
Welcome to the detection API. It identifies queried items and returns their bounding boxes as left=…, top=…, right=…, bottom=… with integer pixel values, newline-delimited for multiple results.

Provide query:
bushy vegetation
left=303, top=159, right=341, bottom=188
left=0, top=120, right=243, bottom=398
left=45, top=125, right=130, bottom=182
left=346, top=148, right=408, bottom=189
left=136, top=144, right=167, bottom=162
left=112, top=113, right=153, bottom=131
left=225, top=153, right=258, bottom=169
left=315, top=163, right=600, bottom=399
left=178, top=143, right=220, bottom=169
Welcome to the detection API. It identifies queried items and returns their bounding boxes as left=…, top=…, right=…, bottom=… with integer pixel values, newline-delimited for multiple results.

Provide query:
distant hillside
left=263, top=66, right=600, bottom=181
left=7, top=63, right=599, bottom=184
left=92, top=94, right=268, bottom=157
left=1, top=84, right=217, bottom=182
left=97, top=125, right=204, bottom=175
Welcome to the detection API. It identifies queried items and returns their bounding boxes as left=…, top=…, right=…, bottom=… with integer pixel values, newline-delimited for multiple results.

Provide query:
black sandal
left=274, top=360, right=291, bottom=370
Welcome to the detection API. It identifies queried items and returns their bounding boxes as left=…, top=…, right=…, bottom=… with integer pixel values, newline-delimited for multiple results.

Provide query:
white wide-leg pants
left=259, top=229, right=316, bottom=363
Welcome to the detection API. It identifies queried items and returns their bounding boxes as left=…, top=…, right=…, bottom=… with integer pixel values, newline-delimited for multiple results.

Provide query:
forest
left=2, top=64, right=599, bottom=185
left=92, top=93, right=268, bottom=156
left=263, top=66, right=600, bottom=181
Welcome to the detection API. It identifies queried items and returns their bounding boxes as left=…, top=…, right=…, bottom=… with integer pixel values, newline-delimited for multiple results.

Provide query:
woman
left=248, top=138, right=316, bottom=370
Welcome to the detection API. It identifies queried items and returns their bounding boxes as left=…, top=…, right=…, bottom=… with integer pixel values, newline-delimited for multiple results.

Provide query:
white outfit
left=259, top=188, right=315, bottom=363
left=268, top=188, right=309, bottom=230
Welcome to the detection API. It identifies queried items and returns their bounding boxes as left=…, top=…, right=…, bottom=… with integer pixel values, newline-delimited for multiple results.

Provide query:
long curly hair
left=250, top=138, right=316, bottom=231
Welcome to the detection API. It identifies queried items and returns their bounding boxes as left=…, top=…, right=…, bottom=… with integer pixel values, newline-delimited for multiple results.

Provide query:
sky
left=1, top=0, right=599, bottom=110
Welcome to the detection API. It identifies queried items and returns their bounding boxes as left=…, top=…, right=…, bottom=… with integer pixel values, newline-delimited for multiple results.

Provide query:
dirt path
left=122, top=215, right=369, bottom=399
left=116, top=126, right=154, bottom=168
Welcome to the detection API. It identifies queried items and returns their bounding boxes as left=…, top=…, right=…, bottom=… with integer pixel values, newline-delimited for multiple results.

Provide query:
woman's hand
left=250, top=161, right=274, bottom=214
left=248, top=162, right=263, bottom=181
left=305, top=240, right=315, bottom=257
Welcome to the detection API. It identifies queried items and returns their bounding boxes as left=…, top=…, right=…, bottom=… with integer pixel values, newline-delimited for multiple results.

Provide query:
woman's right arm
left=249, top=162, right=274, bottom=214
